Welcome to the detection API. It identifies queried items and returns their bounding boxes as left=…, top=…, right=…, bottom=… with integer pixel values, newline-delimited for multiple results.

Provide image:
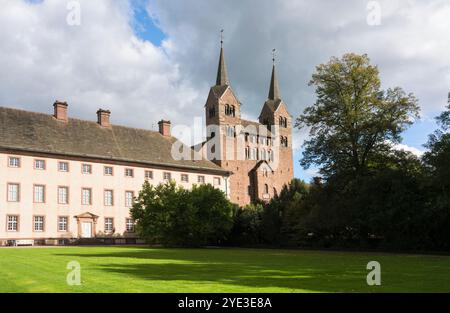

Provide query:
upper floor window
left=279, top=116, right=288, bottom=128
left=145, top=170, right=153, bottom=180
left=58, top=186, right=69, bottom=205
left=125, top=168, right=134, bottom=178
left=7, top=183, right=20, bottom=202
left=214, top=177, right=221, bottom=186
left=82, top=164, right=92, bottom=174
left=34, top=185, right=45, bottom=203
left=225, top=104, right=236, bottom=117
left=82, top=188, right=92, bottom=205
left=8, top=157, right=20, bottom=168
left=245, top=146, right=250, bottom=160
left=58, top=161, right=69, bottom=172
left=226, top=125, right=235, bottom=137
left=104, top=190, right=114, bottom=206
left=181, top=174, right=189, bottom=183
left=163, top=172, right=172, bottom=181
left=104, top=166, right=114, bottom=176
left=34, top=159, right=46, bottom=170
left=197, top=176, right=205, bottom=184
left=280, top=136, right=289, bottom=148
left=7, top=215, right=19, bottom=232
left=125, top=191, right=134, bottom=207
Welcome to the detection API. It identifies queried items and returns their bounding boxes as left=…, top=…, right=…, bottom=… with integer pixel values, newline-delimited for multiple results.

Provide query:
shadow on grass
left=54, top=248, right=370, bottom=292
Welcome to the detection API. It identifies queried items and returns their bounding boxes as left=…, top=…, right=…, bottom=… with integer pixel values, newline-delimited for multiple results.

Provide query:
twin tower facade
left=201, top=45, right=293, bottom=206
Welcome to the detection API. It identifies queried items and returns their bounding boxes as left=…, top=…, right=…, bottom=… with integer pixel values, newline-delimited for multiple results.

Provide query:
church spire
left=216, top=29, right=229, bottom=86
left=268, top=49, right=281, bottom=100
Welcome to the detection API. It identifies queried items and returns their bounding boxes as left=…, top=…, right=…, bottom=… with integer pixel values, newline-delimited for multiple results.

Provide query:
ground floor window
left=58, top=216, right=68, bottom=232
left=105, top=218, right=114, bottom=233
left=126, top=218, right=135, bottom=232
left=34, top=216, right=45, bottom=232
left=7, top=215, right=19, bottom=232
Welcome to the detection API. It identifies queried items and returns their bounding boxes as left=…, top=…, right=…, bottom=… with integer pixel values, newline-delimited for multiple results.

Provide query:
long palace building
left=0, top=43, right=293, bottom=245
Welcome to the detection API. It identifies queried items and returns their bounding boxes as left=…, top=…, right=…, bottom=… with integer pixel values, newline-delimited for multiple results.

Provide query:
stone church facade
left=200, top=45, right=294, bottom=206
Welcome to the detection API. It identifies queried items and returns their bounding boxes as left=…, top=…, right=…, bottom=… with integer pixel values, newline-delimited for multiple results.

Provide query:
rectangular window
left=125, top=168, right=134, bottom=177
left=197, top=176, right=205, bottom=184
left=104, top=166, right=113, bottom=176
left=82, top=164, right=92, bottom=174
left=58, top=186, right=69, bottom=204
left=214, top=177, right=221, bottom=186
left=58, top=161, right=69, bottom=172
left=163, top=172, right=171, bottom=181
left=34, top=159, right=46, bottom=170
left=7, top=183, right=20, bottom=202
left=126, top=218, right=135, bottom=232
left=104, top=190, right=114, bottom=206
left=181, top=174, right=189, bottom=183
left=145, top=170, right=153, bottom=180
left=58, top=216, right=68, bottom=232
left=82, top=188, right=92, bottom=205
left=34, top=185, right=45, bottom=203
left=105, top=218, right=114, bottom=233
left=7, top=215, right=19, bottom=232
left=125, top=191, right=134, bottom=208
left=34, top=216, right=44, bottom=232
left=8, top=157, right=20, bottom=168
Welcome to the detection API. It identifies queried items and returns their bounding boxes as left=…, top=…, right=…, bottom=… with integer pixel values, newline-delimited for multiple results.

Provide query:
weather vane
left=220, top=29, right=224, bottom=47
left=272, top=49, right=276, bottom=64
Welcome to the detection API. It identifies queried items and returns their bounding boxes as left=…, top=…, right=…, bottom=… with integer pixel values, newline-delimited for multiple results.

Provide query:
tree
left=130, top=181, right=233, bottom=246
left=296, top=53, right=419, bottom=177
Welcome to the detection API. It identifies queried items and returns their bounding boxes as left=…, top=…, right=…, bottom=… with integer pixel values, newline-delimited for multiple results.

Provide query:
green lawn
left=0, top=246, right=449, bottom=293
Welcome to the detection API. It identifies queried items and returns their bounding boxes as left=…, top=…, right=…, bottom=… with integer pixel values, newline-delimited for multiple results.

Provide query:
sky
left=1, top=0, right=449, bottom=181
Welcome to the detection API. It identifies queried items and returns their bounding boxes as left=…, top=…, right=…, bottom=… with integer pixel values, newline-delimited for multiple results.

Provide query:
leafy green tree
left=131, top=181, right=233, bottom=246
left=296, top=53, right=419, bottom=177
left=229, top=204, right=263, bottom=245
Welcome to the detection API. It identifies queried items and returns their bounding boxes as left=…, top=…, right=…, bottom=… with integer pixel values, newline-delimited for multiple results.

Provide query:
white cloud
left=393, top=143, right=424, bottom=156
left=0, top=0, right=201, bottom=132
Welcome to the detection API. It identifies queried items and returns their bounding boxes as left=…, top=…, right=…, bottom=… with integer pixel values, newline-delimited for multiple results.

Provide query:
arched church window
left=264, top=184, right=269, bottom=194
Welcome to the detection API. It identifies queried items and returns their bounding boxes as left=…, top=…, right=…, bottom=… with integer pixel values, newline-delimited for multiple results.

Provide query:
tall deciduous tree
left=296, top=53, right=419, bottom=177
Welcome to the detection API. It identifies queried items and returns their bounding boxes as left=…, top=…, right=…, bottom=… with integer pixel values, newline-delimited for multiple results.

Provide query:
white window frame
left=125, top=168, right=134, bottom=178
left=104, top=218, right=114, bottom=233
left=7, top=183, right=20, bottom=202
left=125, top=191, right=134, bottom=208
left=58, top=216, right=68, bottom=232
left=125, top=218, right=135, bottom=232
left=104, top=166, right=114, bottom=176
left=34, top=216, right=45, bottom=232
left=7, top=215, right=18, bottom=232
left=82, top=164, right=92, bottom=174
left=58, top=186, right=69, bottom=204
left=104, top=190, right=114, bottom=206
left=8, top=157, right=20, bottom=168
left=58, top=161, right=69, bottom=172
left=82, top=188, right=92, bottom=205
left=34, top=159, right=46, bottom=170
left=34, top=185, right=45, bottom=203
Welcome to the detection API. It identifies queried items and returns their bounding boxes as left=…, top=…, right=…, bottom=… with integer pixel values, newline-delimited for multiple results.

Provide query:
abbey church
left=200, top=44, right=294, bottom=206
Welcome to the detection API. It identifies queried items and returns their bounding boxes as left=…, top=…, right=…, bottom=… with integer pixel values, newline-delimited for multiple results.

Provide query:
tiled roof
left=0, top=106, right=227, bottom=174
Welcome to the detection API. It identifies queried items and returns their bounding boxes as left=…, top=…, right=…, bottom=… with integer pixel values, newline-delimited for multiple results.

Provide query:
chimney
left=158, top=120, right=171, bottom=136
left=97, top=109, right=111, bottom=127
left=53, top=101, right=68, bottom=122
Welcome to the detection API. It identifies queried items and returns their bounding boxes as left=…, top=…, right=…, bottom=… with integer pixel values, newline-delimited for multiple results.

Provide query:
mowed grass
left=0, top=246, right=449, bottom=293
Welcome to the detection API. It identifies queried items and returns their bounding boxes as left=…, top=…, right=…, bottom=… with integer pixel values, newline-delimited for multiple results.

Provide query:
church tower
left=203, top=38, right=293, bottom=206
